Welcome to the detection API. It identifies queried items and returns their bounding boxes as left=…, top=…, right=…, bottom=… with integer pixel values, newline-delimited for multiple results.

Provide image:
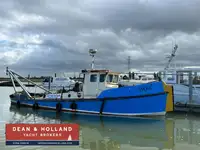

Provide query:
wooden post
left=188, top=71, right=193, bottom=104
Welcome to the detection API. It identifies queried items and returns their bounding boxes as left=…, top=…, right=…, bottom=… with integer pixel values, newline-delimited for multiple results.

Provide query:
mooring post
left=176, top=71, right=179, bottom=84
left=188, top=120, right=193, bottom=144
left=48, top=76, right=51, bottom=90
left=6, top=67, right=8, bottom=75
left=188, top=71, right=193, bottom=105
left=28, top=74, right=30, bottom=85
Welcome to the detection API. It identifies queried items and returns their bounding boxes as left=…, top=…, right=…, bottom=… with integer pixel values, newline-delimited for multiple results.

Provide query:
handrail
left=6, top=67, right=52, bottom=94
left=193, top=86, right=200, bottom=103
left=6, top=67, right=53, bottom=99
left=8, top=70, right=32, bottom=98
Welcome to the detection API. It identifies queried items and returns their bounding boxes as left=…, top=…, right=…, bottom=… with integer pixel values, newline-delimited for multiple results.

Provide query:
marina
left=6, top=66, right=174, bottom=117
left=0, top=0, right=199, bottom=149
left=1, top=47, right=200, bottom=149
left=4, top=48, right=200, bottom=115
left=3, top=49, right=175, bottom=118
left=1, top=94, right=200, bottom=150
left=118, top=44, right=200, bottom=113
left=120, top=69, right=200, bottom=113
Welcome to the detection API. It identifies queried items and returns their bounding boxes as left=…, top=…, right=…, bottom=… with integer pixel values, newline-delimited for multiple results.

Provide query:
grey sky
left=0, top=0, right=200, bottom=76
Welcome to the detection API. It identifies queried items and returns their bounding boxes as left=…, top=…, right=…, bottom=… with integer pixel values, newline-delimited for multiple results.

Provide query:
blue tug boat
left=7, top=66, right=174, bottom=117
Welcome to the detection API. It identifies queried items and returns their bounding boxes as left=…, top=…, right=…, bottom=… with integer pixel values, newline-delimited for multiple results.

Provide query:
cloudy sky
left=0, top=0, right=200, bottom=77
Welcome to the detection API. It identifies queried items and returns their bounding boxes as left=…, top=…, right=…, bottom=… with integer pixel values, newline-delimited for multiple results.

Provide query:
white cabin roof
left=81, top=69, right=120, bottom=74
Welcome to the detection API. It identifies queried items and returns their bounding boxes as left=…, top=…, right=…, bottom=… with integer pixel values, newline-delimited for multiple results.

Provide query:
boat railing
left=120, top=72, right=161, bottom=82
left=192, top=86, right=200, bottom=103
left=122, top=72, right=200, bottom=85
left=123, top=71, right=200, bottom=104
left=6, top=67, right=52, bottom=99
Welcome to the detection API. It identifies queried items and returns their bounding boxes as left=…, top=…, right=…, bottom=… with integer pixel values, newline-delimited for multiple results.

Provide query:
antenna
left=89, top=49, right=97, bottom=70
left=6, top=66, right=8, bottom=75
left=164, top=43, right=178, bottom=70
left=128, top=56, right=131, bottom=72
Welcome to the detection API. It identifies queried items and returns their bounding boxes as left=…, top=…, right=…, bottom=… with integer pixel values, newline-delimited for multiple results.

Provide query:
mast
left=128, top=56, right=131, bottom=72
left=164, top=44, right=178, bottom=70
left=89, top=49, right=97, bottom=70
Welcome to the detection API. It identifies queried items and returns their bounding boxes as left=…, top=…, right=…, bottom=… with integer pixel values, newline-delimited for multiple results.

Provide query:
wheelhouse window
left=99, top=74, right=106, bottom=82
left=90, top=74, right=97, bottom=82
left=106, top=74, right=113, bottom=83
left=113, top=75, right=119, bottom=83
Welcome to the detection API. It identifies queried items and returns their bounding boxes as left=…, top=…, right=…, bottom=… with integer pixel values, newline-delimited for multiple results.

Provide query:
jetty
left=120, top=68, right=200, bottom=113
left=0, top=76, right=45, bottom=87
left=122, top=44, right=200, bottom=114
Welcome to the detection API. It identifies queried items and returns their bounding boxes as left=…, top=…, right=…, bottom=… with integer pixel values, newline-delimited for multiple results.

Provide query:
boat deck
left=33, top=96, right=97, bottom=101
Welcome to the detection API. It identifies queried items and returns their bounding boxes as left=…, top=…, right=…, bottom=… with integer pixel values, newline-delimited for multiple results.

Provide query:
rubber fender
left=33, top=102, right=39, bottom=109
left=56, top=102, right=62, bottom=112
left=70, top=101, right=77, bottom=110
left=16, top=100, right=20, bottom=108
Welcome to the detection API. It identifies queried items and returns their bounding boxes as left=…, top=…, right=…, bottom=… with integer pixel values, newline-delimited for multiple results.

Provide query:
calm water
left=1, top=87, right=200, bottom=150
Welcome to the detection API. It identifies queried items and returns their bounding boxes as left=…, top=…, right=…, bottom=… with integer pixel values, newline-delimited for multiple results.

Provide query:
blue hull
left=10, top=81, right=168, bottom=117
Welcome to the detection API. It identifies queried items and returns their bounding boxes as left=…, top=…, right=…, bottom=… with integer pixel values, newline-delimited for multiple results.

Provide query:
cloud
left=0, top=0, right=200, bottom=77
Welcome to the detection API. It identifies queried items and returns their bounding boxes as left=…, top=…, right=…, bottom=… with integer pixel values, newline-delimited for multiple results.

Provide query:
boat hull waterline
left=10, top=81, right=174, bottom=117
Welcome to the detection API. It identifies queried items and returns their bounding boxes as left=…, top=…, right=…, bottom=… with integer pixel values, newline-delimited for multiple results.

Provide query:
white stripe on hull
left=11, top=100, right=166, bottom=117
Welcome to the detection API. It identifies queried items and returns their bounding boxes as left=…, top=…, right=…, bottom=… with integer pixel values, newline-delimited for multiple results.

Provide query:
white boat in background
left=119, top=71, right=156, bottom=86
left=42, top=76, right=77, bottom=91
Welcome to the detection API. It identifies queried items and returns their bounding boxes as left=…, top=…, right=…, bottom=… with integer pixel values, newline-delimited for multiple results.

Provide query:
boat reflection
left=9, top=105, right=175, bottom=150
left=168, top=113, right=200, bottom=146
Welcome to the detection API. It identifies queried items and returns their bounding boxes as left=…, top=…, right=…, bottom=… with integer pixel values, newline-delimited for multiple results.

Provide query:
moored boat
left=7, top=67, right=174, bottom=117
left=42, top=75, right=77, bottom=91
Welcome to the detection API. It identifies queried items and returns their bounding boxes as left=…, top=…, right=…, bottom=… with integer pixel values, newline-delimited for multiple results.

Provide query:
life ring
left=16, top=100, right=20, bottom=108
left=33, top=102, right=39, bottom=109
left=70, top=101, right=77, bottom=111
left=56, top=102, right=62, bottom=112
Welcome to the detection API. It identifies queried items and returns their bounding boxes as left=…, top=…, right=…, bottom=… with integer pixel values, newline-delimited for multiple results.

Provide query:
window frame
left=112, top=75, right=119, bottom=83
left=106, top=74, right=113, bottom=83
left=99, top=74, right=106, bottom=82
left=90, top=74, right=98, bottom=82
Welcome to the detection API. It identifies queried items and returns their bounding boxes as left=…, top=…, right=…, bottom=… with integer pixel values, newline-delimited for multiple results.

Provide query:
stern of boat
left=9, top=92, right=29, bottom=103
left=9, top=93, right=18, bottom=104
left=162, top=81, right=174, bottom=112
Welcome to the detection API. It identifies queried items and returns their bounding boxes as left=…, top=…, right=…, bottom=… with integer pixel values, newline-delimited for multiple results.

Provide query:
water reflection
left=9, top=105, right=175, bottom=150
left=168, top=113, right=200, bottom=146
